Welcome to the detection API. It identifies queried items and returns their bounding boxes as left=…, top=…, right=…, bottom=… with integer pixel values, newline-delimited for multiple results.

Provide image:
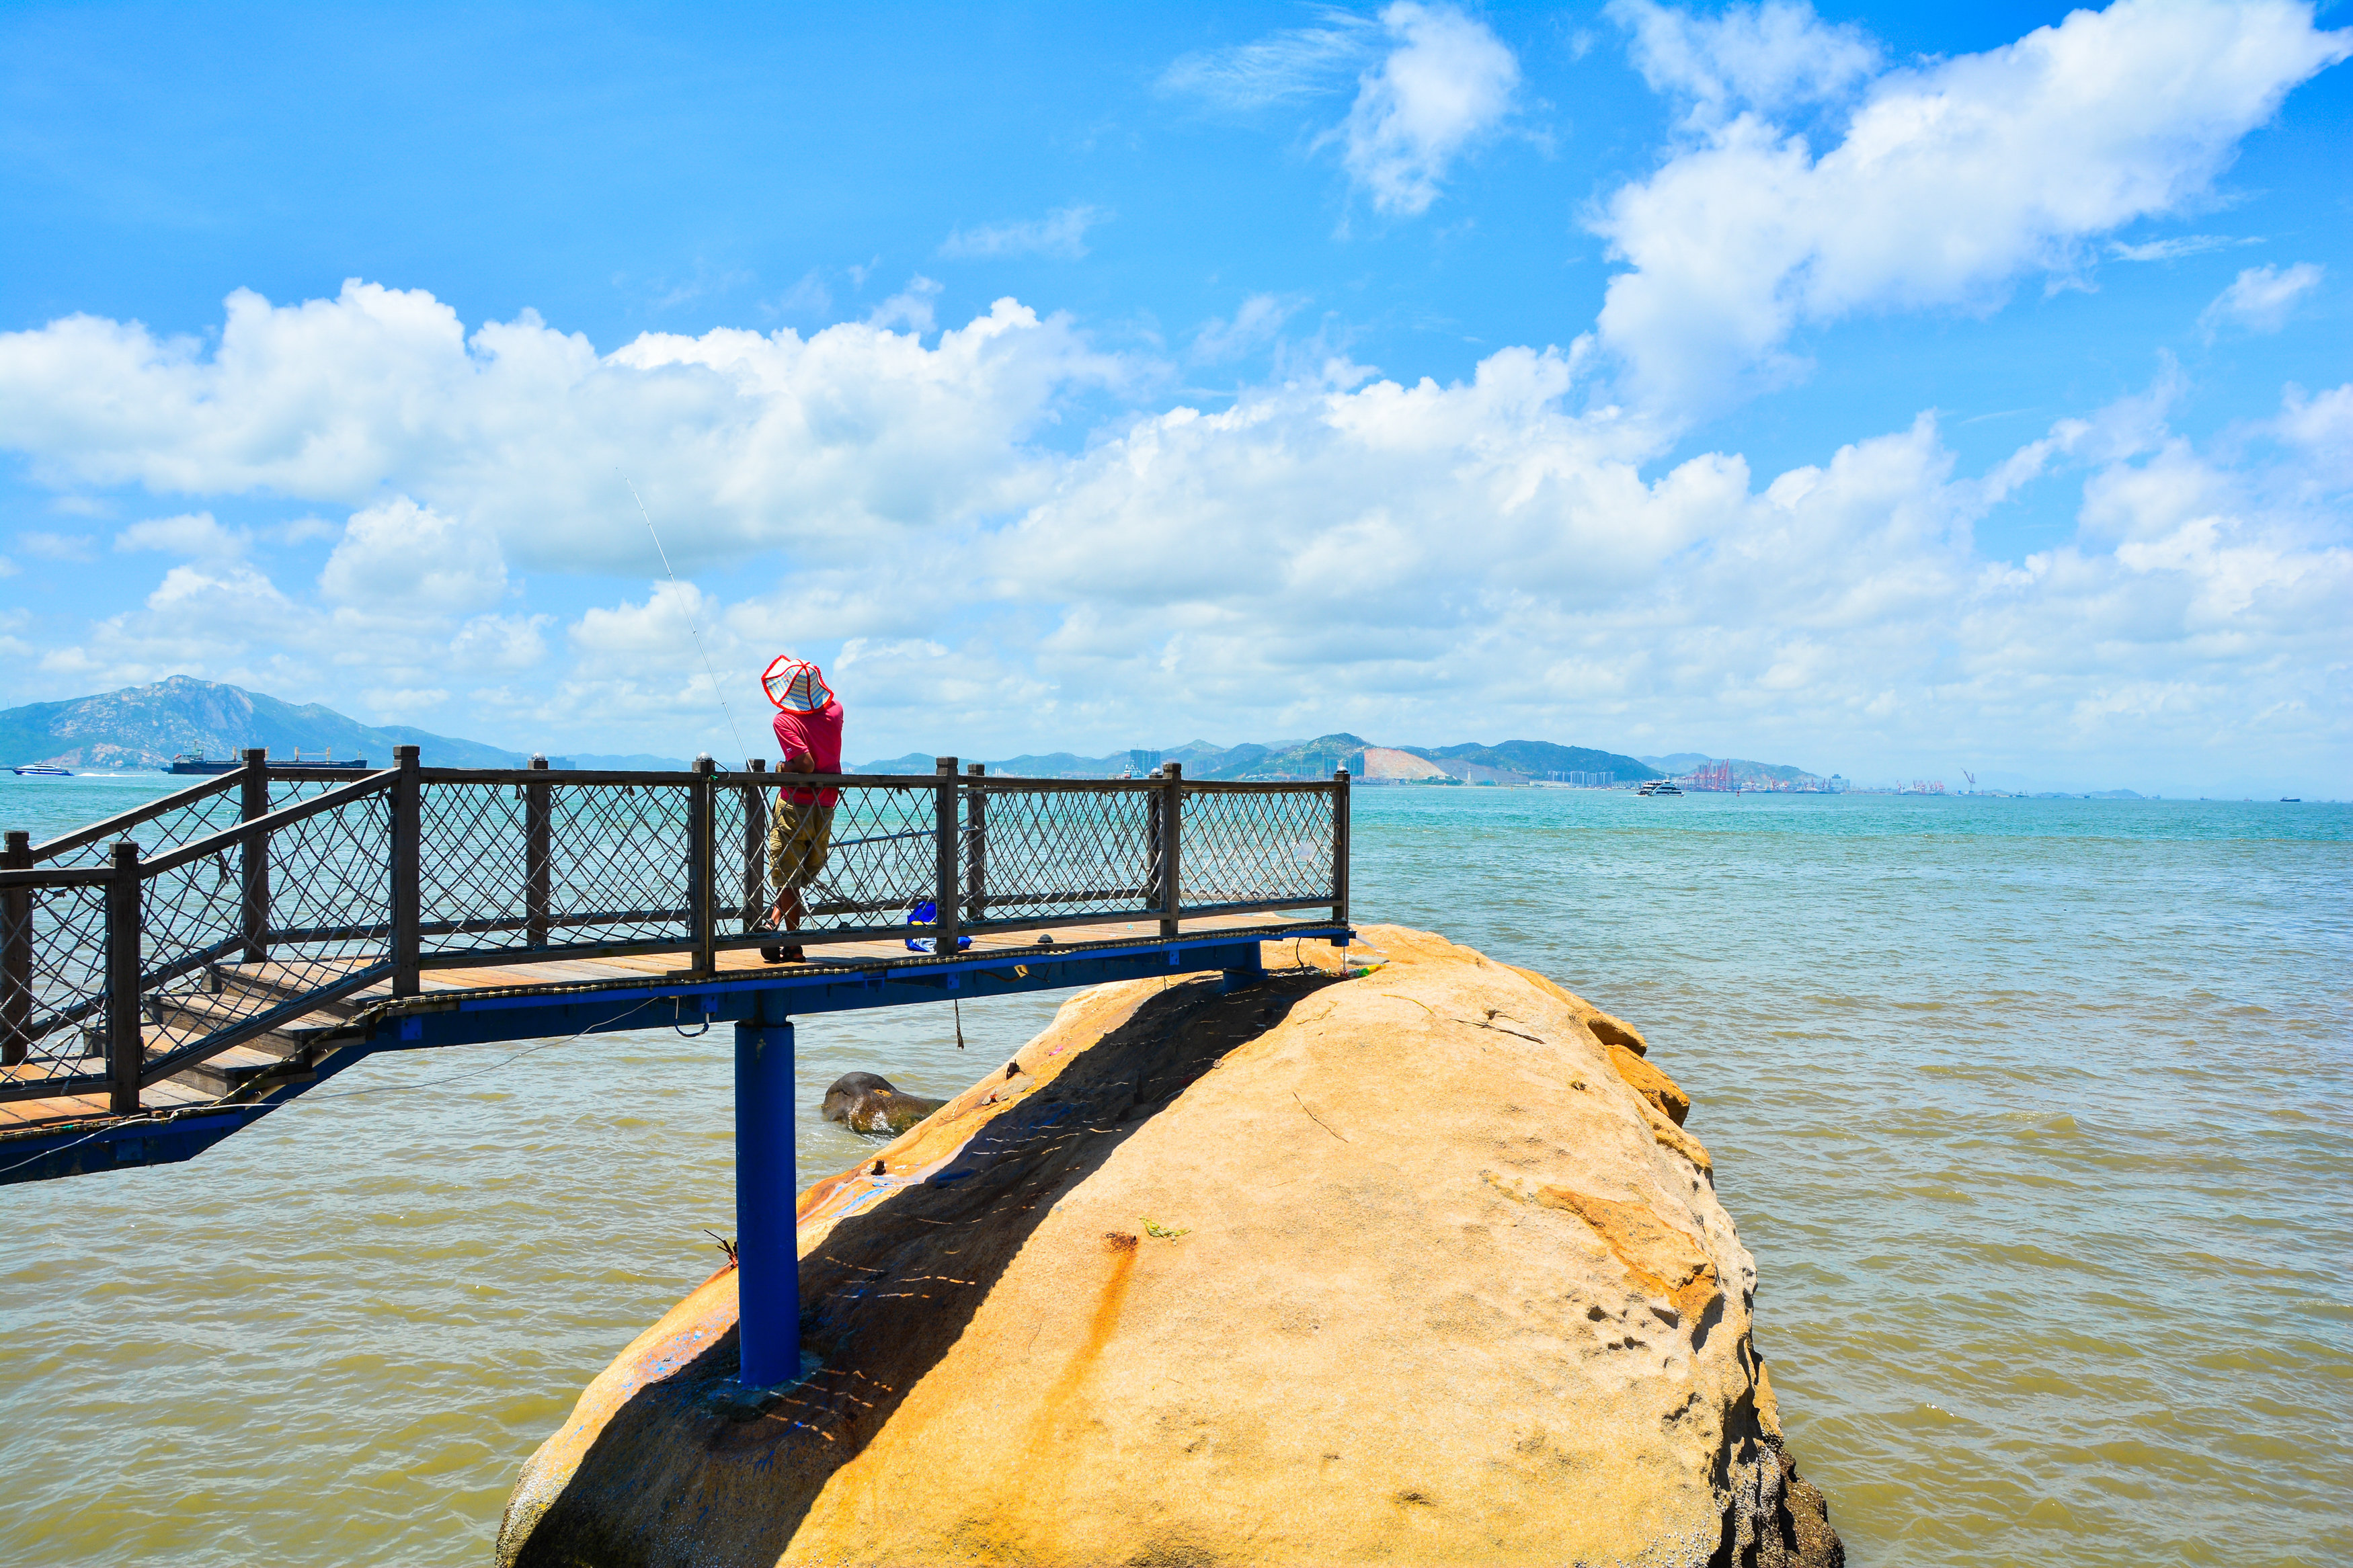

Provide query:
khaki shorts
left=768, top=796, right=835, bottom=892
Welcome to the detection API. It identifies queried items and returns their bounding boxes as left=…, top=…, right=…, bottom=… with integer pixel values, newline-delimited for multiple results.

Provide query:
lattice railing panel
left=5, top=768, right=1346, bottom=1103
left=1181, top=790, right=1334, bottom=908
left=965, top=787, right=1157, bottom=924
left=791, top=784, right=941, bottom=932
left=716, top=782, right=766, bottom=930
left=32, top=782, right=244, bottom=870
left=545, top=781, right=694, bottom=946
left=418, top=781, right=531, bottom=954
left=136, top=788, right=394, bottom=1068
left=0, top=880, right=110, bottom=1086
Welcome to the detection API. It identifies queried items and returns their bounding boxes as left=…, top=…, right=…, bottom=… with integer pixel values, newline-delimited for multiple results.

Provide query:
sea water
left=0, top=774, right=2346, bottom=1566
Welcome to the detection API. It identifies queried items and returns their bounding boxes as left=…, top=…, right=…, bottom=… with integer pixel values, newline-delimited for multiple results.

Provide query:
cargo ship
left=168, top=749, right=366, bottom=775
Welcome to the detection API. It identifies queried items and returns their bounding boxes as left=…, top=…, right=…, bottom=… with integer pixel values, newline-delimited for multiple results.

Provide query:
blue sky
left=0, top=0, right=2346, bottom=792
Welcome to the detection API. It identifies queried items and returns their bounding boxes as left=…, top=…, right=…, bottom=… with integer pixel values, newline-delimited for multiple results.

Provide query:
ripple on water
left=1, top=786, right=2348, bottom=1565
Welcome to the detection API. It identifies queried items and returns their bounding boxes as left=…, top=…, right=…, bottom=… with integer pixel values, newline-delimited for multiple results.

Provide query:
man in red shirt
left=762, top=659, right=844, bottom=962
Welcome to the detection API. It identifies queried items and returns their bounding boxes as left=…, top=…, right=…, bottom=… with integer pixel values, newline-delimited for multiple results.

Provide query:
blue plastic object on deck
left=902, top=900, right=972, bottom=952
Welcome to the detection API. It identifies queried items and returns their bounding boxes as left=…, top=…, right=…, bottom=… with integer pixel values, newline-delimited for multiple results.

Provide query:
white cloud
left=769, top=270, right=832, bottom=317
left=275, top=516, right=337, bottom=545
left=0, top=279, right=1126, bottom=575
left=0, top=556, right=16, bottom=579
left=1159, top=16, right=1378, bottom=110
left=319, top=497, right=506, bottom=614
left=450, top=612, right=551, bottom=672
left=940, top=206, right=1111, bottom=261
left=1332, top=3, right=1520, bottom=216
left=15, top=530, right=95, bottom=561
left=362, top=686, right=450, bottom=716
left=1610, top=0, right=1880, bottom=125
left=2107, top=234, right=2243, bottom=263
left=2274, top=382, right=2353, bottom=487
left=114, top=511, right=247, bottom=559
left=1593, top=0, right=2351, bottom=413
left=1190, top=292, right=1311, bottom=364
left=2200, top=261, right=2324, bottom=337
left=0, top=280, right=2343, bottom=790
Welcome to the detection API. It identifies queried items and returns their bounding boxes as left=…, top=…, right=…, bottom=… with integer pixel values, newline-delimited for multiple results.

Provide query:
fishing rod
left=621, top=470, right=752, bottom=765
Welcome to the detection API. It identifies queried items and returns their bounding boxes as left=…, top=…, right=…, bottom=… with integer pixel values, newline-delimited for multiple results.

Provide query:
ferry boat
left=169, top=748, right=367, bottom=776
left=10, top=765, right=73, bottom=777
left=1638, top=779, right=1683, bottom=796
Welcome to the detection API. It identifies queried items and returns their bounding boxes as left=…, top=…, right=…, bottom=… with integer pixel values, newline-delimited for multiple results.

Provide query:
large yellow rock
left=497, top=923, right=1839, bottom=1567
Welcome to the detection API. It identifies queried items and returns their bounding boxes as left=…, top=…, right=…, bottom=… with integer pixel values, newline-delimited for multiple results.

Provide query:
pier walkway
left=2, top=749, right=1350, bottom=1386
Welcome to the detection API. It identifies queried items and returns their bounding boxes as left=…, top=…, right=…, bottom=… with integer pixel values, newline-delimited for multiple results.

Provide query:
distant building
left=1128, top=748, right=1162, bottom=774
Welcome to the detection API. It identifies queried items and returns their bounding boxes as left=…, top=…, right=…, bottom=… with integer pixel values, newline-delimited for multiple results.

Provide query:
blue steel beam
left=735, top=993, right=797, bottom=1389
left=0, top=927, right=1345, bottom=1187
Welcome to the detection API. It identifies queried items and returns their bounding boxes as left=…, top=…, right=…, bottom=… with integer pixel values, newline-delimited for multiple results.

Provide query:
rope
left=621, top=470, right=752, bottom=766
left=0, top=994, right=679, bottom=1182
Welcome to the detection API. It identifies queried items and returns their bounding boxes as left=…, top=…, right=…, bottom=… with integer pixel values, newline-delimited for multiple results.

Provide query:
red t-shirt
left=773, top=700, right=844, bottom=807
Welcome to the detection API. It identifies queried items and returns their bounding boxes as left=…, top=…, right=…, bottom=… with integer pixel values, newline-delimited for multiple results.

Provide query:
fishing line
left=0, top=997, right=678, bottom=1179
left=621, top=470, right=752, bottom=765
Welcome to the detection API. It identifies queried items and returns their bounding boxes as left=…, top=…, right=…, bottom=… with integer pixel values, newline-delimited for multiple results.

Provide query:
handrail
left=28, top=770, right=245, bottom=863
left=138, top=769, right=398, bottom=878
left=2, top=759, right=1352, bottom=1121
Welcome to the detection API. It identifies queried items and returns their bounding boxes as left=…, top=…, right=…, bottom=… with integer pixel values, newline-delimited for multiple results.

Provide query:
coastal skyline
left=1, top=1, right=2347, bottom=796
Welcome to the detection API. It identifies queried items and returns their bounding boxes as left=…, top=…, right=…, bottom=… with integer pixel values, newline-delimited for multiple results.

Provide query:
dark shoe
left=760, top=945, right=788, bottom=963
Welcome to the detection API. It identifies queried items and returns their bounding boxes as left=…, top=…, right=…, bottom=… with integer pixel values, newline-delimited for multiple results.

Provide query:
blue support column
left=1220, top=942, right=1266, bottom=993
left=734, top=990, right=798, bottom=1389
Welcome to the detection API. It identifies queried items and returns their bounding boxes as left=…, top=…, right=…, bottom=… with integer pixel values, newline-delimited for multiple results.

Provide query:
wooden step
left=146, top=991, right=342, bottom=1052
left=208, top=961, right=372, bottom=1020
left=167, top=1042, right=315, bottom=1097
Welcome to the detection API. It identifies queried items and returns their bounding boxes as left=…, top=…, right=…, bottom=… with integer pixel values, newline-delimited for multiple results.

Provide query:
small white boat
left=1638, top=779, right=1683, bottom=796
left=11, top=765, right=73, bottom=777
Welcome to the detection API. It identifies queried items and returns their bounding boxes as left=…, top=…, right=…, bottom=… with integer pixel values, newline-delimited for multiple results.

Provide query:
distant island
left=0, top=677, right=686, bottom=772
left=1, top=677, right=1835, bottom=790
left=854, top=734, right=1673, bottom=785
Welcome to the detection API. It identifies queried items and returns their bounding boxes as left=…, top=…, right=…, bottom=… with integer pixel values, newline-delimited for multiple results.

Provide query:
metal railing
left=1, top=749, right=1349, bottom=1114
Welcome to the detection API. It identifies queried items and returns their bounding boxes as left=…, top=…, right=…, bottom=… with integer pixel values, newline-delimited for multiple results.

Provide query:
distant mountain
left=854, top=732, right=1662, bottom=783
left=1412, top=740, right=1663, bottom=783
left=0, top=677, right=691, bottom=770
left=1640, top=752, right=1823, bottom=785
left=565, top=752, right=701, bottom=771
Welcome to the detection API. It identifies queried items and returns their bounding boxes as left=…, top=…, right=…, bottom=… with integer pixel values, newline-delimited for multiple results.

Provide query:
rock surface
left=498, top=924, right=1841, bottom=1567
left=820, top=1071, right=948, bottom=1136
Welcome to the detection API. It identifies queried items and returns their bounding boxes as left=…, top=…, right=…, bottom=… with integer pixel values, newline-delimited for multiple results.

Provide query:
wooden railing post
left=742, top=758, right=768, bottom=932
left=1330, top=767, right=1351, bottom=946
left=106, top=839, right=143, bottom=1114
left=239, top=746, right=270, bottom=963
left=963, top=761, right=988, bottom=928
left=524, top=755, right=551, bottom=949
left=1, top=829, right=30, bottom=1067
left=1160, top=761, right=1183, bottom=938
left=391, top=745, right=421, bottom=997
left=690, top=755, right=717, bottom=975
left=932, top=757, right=961, bottom=956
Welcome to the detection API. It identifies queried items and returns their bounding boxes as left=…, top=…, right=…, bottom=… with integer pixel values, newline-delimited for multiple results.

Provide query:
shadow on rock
left=507, top=971, right=1336, bottom=1568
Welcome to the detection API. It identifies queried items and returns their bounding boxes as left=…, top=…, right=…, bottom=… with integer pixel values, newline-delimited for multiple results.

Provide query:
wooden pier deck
left=3, top=750, right=1349, bottom=1191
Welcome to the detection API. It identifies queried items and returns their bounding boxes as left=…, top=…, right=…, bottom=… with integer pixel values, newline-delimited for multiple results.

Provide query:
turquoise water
left=1, top=774, right=2347, bottom=1565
